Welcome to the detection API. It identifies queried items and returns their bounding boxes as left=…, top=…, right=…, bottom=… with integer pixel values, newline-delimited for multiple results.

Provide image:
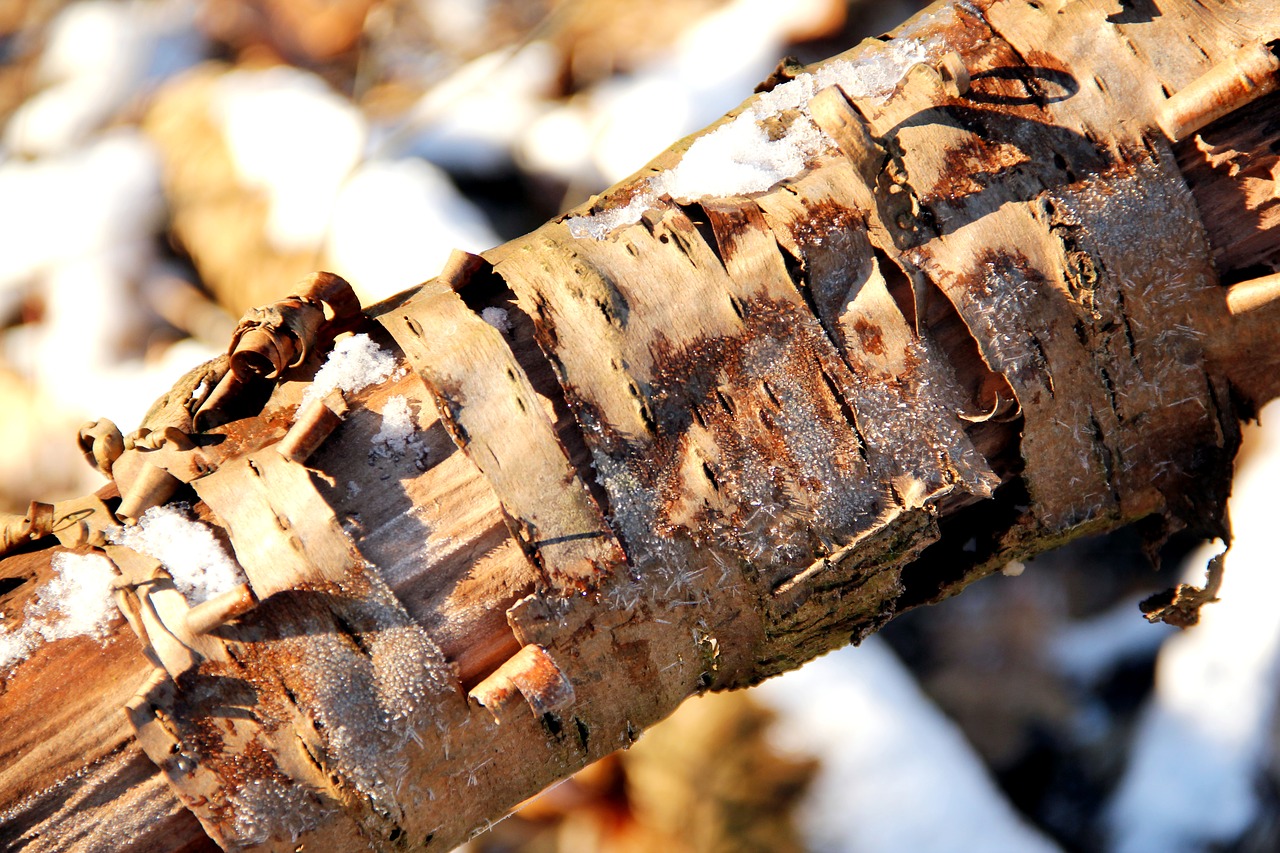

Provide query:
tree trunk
left=4, top=0, right=1280, bottom=849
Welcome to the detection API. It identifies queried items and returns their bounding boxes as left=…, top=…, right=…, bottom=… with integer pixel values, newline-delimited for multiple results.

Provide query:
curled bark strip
left=111, top=427, right=212, bottom=524
left=809, top=86, right=888, bottom=185
left=276, top=389, right=348, bottom=463
left=77, top=419, right=124, bottom=478
left=379, top=268, right=625, bottom=592
left=1226, top=271, right=1280, bottom=316
left=227, top=272, right=362, bottom=380
left=137, top=356, right=229, bottom=436
left=191, top=368, right=252, bottom=433
left=469, top=644, right=575, bottom=723
left=0, top=502, right=55, bottom=556
left=187, top=275, right=362, bottom=433
left=116, top=464, right=182, bottom=526
left=50, top=493, right=115, bottom=550
left=145, top=449, right=468, bottom=848
left=1158, top=40, right=1280, bottom=142
left=106, top=546, right=203, bottom=677
left=193, top=451, right=362, bottom=598
left=11, top=3, right=1280, bottom=850
left=936, top=51, right=970, bottom=97
left=182, top=583, right=256, bottom=635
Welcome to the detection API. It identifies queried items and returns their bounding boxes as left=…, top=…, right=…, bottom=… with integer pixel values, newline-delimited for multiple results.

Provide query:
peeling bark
left=4, top=1, right=1280, bottom=850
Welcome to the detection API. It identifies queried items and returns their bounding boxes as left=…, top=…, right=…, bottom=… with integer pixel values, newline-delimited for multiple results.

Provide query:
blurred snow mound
left=756, top=637, right=1063, bottom=853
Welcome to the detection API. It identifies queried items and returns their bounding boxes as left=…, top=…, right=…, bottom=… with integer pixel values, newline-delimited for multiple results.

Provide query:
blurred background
left=1, top=1, right=1278, bottom=850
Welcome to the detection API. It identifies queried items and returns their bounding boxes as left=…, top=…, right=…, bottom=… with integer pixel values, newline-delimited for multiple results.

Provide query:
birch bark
left=3, top=1, right=1280, bottom=850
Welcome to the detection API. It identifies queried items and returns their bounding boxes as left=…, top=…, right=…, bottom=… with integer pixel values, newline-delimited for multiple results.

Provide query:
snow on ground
left=1105, top=402, right=1280, bottom=853
left=520, top=0, right=849, bottom=192
left=755, top=636, right=1064, bottom=853
left=1048, top=596, right=1177, bottom=687
left=0, top=127, right=223, bottom=436
left=323, top=157, right=499, bottom=302
left=389, top=42, right=562, bottom=176
left=210, top=63, right=501, bottom=303
left=4, top=0, right=205, bottom=156
left=211, top=66, right=368, bottom=252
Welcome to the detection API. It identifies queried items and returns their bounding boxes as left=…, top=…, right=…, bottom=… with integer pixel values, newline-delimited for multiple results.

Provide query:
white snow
left=0, top=625, right=38, bottom=673
left=207, top=64, right=502, bottom=305
left=415, top=0, right=493, bottom=53
left=0, top=128, right=223, bottom=436
left=322, top=158, right=498, bottom=303
left=112, top=504, right=246, bottom=605
left=1105, top=402, right=1280, bottom=852
left=4, top=0, right=205, bottom=156
left=566, top=191, right=661, bottom=241
left=372, top=395, right=423, bottom=460
left=1048, top=596, right=1176, bottom=686
left=521, top=0, right=851, bottom=191
left=755, top=636, right=1063, bottom=853
left=480, top=307, right=512, bottom=334
left=564, top=32, right=939, bottom=239
left=391, top=42, right=560, bottom=175
left=300, top=333, right=397, bottom=408
left=0, top=130, right=161, bottom=310
left=0, top=551, right=118, bottom=671
left=211, top=66, right=367, bottom=252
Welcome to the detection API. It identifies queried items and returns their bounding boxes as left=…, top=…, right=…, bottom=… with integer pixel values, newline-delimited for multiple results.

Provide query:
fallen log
left=3, top=0, right=1280, bottom=849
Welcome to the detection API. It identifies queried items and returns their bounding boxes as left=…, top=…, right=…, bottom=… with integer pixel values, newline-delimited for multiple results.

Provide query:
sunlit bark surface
left=4, top=1, right=1280, bottom=850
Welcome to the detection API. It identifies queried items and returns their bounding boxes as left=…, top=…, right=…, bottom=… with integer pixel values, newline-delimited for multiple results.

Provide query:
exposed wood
left=3, top=1, right=1280, bottom=850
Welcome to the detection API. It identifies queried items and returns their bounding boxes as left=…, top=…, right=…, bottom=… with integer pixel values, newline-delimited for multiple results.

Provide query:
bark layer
left=4, top=1, right=1280, bottom=850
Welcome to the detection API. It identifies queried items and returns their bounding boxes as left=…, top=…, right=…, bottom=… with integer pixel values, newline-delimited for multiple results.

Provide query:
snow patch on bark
left=566, top=33, right=940, bottom=239
left=0, top=552, right=118, bottom=671
left=372, top=394, right=424, bottom=460
left=113, top=504, right=246, bottom=605
left=300, top=333, right=397, bottom=408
